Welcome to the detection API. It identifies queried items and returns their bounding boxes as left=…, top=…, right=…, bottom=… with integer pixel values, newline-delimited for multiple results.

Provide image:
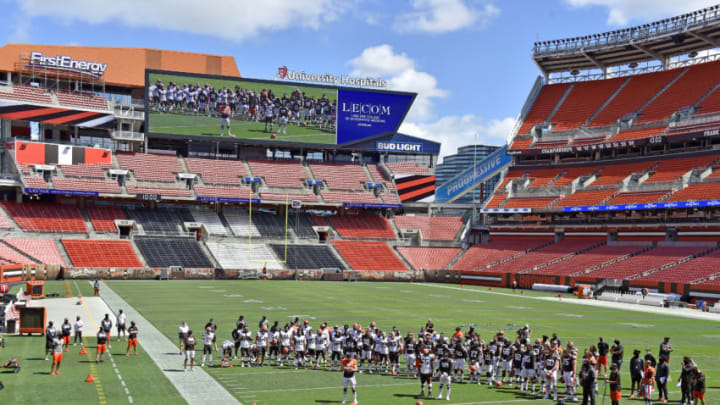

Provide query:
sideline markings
left=96, top=281, right=240, bottom=404
left=72, top=281, right=108, bottom=405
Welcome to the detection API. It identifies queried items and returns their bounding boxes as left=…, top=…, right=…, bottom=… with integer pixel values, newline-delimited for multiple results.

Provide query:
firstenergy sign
left=29, top=52, right=108, bottom=78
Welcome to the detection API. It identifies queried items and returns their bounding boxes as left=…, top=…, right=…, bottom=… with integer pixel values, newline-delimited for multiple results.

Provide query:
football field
left=148, top=111, right=336, bottom=145
left=3, top=281, right=719, bottom=404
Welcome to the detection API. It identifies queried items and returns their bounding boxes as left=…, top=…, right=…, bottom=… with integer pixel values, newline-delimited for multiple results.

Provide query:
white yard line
left=415, top=283, right=720, bottom=322
left=96, top=281, right=240, bottom=405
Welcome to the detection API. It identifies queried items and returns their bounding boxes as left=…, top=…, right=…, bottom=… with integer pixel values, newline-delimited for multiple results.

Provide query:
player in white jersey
left=417, top=349, right=435, bottom=398
left=293, top=329, right=306, bottom=368
left=374, top=332, right=389, bottom=373
left=330, top=329, right=344, bottom=371
left=279, top=326, right=291, bottom=367
left=359, top=329, right=374, bottom=373
left=263, top=100, right=274, bottom=133
left=256, top=326, right=269, bottom=367
left=116, top=309, right=127, bottom=341
left=239, top=327, right=252, bottom=367
left=307, top=330, right=317, bottom=367
left=201, top=327, right=215, bottom=367
left=404, top=333, right=418, bottom=377
left=73, top=316, right=84, bottom=346
left=388, top=331, right=402, bottom=375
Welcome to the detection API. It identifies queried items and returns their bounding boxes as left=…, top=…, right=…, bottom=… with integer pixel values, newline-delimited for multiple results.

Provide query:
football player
left=417, top=348, right=435, bottom=398
left=404, top=333, right=417, bottom=378
left=543, top=343, right=560, bottom=401
left=293, top=329, right=306, bottom=369
left=330, top=327, right=344, bottom=371
left=256, top=325, right=269, bottom=367
left=341, top=352, right=358, bottom=404
left=436, top=351, right=453, bottom=401
left=562, top=344, right=578, bottom=401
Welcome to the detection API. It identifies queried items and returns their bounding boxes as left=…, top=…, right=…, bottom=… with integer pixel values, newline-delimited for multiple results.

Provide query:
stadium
left=0, top=5, right=719, bottom=405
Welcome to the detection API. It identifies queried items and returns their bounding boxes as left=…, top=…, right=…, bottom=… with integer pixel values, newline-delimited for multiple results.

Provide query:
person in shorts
left=178, top=321, right=189, bottom=355
left=96, top=327, right=108, bottom=363
left=126, top=321, right=139, bottom=356
left=341, top=352, right=358, bottom=404
left=60, top=318, right=72, bottom=352
left=45, top=321, right=57, bottom=360
left=50, top=336, right=63, bottom=376
left=116, top=309, right=127, bottom=342
left=73, top=316, right=84, bottom=346
left=184, top=330, right=196, bottom=372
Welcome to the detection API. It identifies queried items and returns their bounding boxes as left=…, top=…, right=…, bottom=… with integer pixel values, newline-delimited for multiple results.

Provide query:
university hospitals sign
left=28, top=51, right=108, bottom=78
left=275, top=66, right=388, bottom=89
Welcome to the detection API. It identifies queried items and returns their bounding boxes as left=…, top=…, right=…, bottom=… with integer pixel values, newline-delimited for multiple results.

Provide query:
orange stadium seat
left=695, top=86, right=720, bottom=116
left=320, top=191, right=378, bottom=204
left=309, top=162, right=370, bottom=190
left=585, top=246, right=707, bottom=280
left=1, top=202, right=86, bottom=233
left=555, top=189, right=617, bottom=207
left=502, top=196, right=558, bottom=209
left=551, top=77, right=625, bottom=131
left=333, top=241, right=407, bottom=271
left=488, top=238, right=604, bottom=274
left=185, top=157, right=246, bottom=186
left=666, top=183, right=720, bottom=202
left=605, top=191, right=669, bottom=205
left=86, top=206, right=126, bottom=232
left=484, top=193, right=507, bottom=209
left=398, top=247, right=461, bottom=270
left=3, top=238, right=64, bottom=265
left=393, top=216, right=463, bottom=241
left=452, top=237, right=552, bottom=271
left=532, top=245, right=644, bottom=276
left=517, top=83, right=571, bottom=134
left=248, top=159, right=308, bottom=188
left=644, top=155, right=716, bottom=183
left=385, top=162, right=431, bottom=175
left=52, top=178, right=122, bottom=194
left=636, top=249, right=720, bottom=283
left=117, top=152, right=182, bottom=183
left=62, top=239, right=142, bottom=268
left=59, top=163, right=111, bottom=179
left=612, top=127, right=666, bottom=142
left=329, top=215, right=395, bottom=239
left=590, top=161, right=653, bottom=186
left=126, top=184, right=191, bottom=197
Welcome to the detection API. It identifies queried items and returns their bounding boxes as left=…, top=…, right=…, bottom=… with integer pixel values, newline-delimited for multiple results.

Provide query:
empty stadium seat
left=1, top=202, right=86, bottom=233
left=509, top=138, right=533, bottom=151
left=644, top=155, right=716, bottom=183
left=321, top=192, right=379, bottom=204
left=126, top=184, right=191, bottom=197
left=24, top=176, right=49, bottom=189
left=695, top=86, right=720, bottom=115
left=551, top=77, right=625, bottom=131
left=385, top=162, right=431, bottom=175
left=270, top=244, right=345, bottom=270
left=585, top=246, right=707, bottom=279
left=86, top=205, right=126, bottom=232
left=333, top=241, right=407, bottom=271
left=393, top=216, right=463, bottom=241
left=185, top=157, right=246, bottom=186
left=190, top=209, right=228, bottom=236
left=287, top=213, right=317, bottom=239
left=330, top=215, right=395, bottom=239
left=0, top=242, right=34, bottom=265
left=488, top=238, right=604, bottom=274
left=517, top=83, right=571, bottom=134
left=484, top=193, right=507, bottom=209
left=62, top=240, right=142, bottom=267
left=636, top=248, right=720, bottom=283
left=53, top=178, right=122, bottom=194
left=117, top=152, right=182, bottom=182
left=194, top=185, right=254, bottom=199
left=252, top=212, right=288, bottom=238
left=637, top=61, right=720, bottom=124
left=606, top=191, right=669, bottom=205
left=206, top=241, right=284, bottom=270
left=222, top=208, right=261, bottom=237
left=555, top=189, right=617, bottom=207
left=248, top=159, right=308, bottom=188
left=310, top=162, right=369, bottom=190
left=55, top=91, right=110, bottom=110
left=0, top=84, right=53, bottom=104
left=452, top=237, right=553, bottom=271
left=666, top=183, right=720, bottom=202
left=398, top=247, right=461, bottom=270
left=588, top=69, right=681, bottom=127
left=502, top=197, right=558, bottom=209
left=590, top=161, right=654, bottom=186
left=260, top=192, right=318, bottom=203
left=367, top=164, right=395, bottom=191
left=532, top=244, right=644, bottom=276
left=612, top=127, right=666, bottom=142
left=135, top=237, right=213, bottom=268
left=59, top=163, right=111, bottom=179
left=2, top=238, right=64, bottom=265
left=526, top=168, right=565, bottom=188
left=125, top=207, right=193, bottom=234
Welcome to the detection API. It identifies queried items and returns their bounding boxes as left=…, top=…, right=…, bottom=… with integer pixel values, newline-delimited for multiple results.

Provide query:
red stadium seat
left=452, top=237, right=553, bottom=271
left=1, top=202, right=86, bottom=233
left=398, top=247, right=462, bottom=270
left=393, top=216, right=463, bottom=241
left=333, top=241, right=407, bottom=271
left=329, top=215, right=395, bottom=239
left=62, top=239, right=142, bottom=268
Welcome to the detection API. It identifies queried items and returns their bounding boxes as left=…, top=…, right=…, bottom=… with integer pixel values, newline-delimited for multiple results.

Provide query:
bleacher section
left=487, top=238, right=604, bottom=274
left=252, top=212, right=288, bottom=238
left=248, top=159, right=307, bottom=188
left=2, top=238, right=64, bottom=265
left=532, top=244, right=645, bottom=276
left=696, top=86, right=720, bottom=115
left=636, top=61, right=720, bottom=124
left=223, top=208, right=261, bottom=237
left=0, top=242, right=33, bottom=265
left=52, top=178, right=122, bottom=194
left=288, top=213, right=317, bottom=239
left=452, top=237, right=552, bottom=271
left=551, top=78, right=625, bottom=131
left=24, top=177, right=49, bottom=189
left=86, top=206, right=125, bottom=232
left=503, top=197, right=558, bottom=209
left=189, top=210, right=227, bottom=236
left=484, top=193, right=507, bottom=209
left=0, top=84, right=53, bottom=104
left=588, top=69, right=680, bottom=127
left=644, top=155, right=716, bottom=183
left=636, top=248, right=720, bottom=283
left=612, top=127, right=665, bottom=142
left=60, top=163, right=111, bottom=179
left=117, top=152, right=182, bottom=182
left=398, top=247, right=461, bottom=270
left=185, top=157, right=246, bottom=186
left=270, top=244, right=345, bottom=270
left=517, top=83, right=571, bottom=134
left=393, top=216, right=463, bottom=241
left=206, top=242, right=284, bottom=270
left=585, top=246, right=707, bottom=279
left=385, top=162, right=431, bottom=175
left=62, top=240, right=142, bottom=267
left=134, top=237, right=213, bottom=268
left=555, top=189, right=616, bottom=208
left=1, top=202, right=86, bottom=233
left=333, top=241, right=407, bottom=271
left=194, top=186, right=252, bottom=199
left=309, top=163, right=368, bottom=190
left=667, top=183, right=720, bottom=202
left=124, top=207, right=193, bottom=234
left=54, top=91, right=110, bottom=110
left=321, top=191, right=378, bottom=204
left=329, top=215, right=395, bottom=239
left=591, top=161, right=653, bottom=186
left=606, top=191, right=669, bottom=205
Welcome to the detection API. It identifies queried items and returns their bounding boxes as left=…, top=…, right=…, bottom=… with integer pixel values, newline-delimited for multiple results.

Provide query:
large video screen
left=145, top=70, right=415, bottom=146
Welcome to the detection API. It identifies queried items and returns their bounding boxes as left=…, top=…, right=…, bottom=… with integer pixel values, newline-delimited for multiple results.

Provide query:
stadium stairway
left=78, top=207, right=97, bottom=237
left=177, top=155, right=190, bottom=175
left=128, top=239, right=149, bottom=268
left=392, top=244, right=416, bottom=271
left=54, top=239, right=73, bottom=266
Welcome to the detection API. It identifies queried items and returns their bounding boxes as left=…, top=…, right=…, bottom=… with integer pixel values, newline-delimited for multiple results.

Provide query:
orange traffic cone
left=80, top=347, right=88, bottom=355
left=85, top=373, right=95, bottom=382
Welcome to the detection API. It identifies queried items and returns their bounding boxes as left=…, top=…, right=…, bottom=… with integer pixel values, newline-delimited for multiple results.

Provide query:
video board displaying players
left=145, top=70, right=415, bottom=146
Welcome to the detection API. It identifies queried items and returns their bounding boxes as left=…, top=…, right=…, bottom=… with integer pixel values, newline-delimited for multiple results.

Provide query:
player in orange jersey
left=341, top=352, right=358, bottom=404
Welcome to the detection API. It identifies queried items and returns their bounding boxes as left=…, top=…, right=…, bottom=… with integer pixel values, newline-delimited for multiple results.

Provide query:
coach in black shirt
left=610, top=339, right=623, bottom=369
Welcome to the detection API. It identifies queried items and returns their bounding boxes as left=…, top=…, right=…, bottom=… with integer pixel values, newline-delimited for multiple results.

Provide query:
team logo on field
left=277, top=66, right=288, bottom=79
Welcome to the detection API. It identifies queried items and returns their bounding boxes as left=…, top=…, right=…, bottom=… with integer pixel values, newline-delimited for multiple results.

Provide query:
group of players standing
left=148, top=80, right=337, bottom=137
left=175, top=317, right=707, bottom=404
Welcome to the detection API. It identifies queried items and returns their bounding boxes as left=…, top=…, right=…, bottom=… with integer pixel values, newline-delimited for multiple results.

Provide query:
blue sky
left=2, top=0, right=718, bottom=159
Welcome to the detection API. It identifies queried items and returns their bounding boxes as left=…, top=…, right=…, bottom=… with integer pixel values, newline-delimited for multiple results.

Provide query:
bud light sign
left=336, top=89, right=415, bottom=144
left=376, top=141, right=423, bottom=153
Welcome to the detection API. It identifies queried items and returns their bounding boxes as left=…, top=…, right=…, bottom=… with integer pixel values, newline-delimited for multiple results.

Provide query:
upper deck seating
left=551, top=78, right=625, bottom=131
left=1, top=202, right=86, bottom=233
left=248, top=159, right=308, bottom=188
left=117, top=152, right=182, bottom=183
left=309, top=163, right=369, bottom=190
left=185, top=157, right=246, bottom=186
left=393, top=216, right=463, bottom=241
left=517, top=83, right=571, bottom=134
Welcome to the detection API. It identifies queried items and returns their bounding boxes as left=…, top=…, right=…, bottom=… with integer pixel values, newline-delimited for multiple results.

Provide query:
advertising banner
left=435, top=145, right=512, bottom=203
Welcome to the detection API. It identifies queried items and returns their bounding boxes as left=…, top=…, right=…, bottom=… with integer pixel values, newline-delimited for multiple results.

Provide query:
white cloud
left=16, top=0, right=353, bottom=41
left=400, top=116, right=514, bottom=160
left=348, top=44, right=510, bottom=158
left=566, top=0, right=719, bottom=26
left=348, top=44, right=449, bottom=122
left=394, top=0, right=500, bottom=34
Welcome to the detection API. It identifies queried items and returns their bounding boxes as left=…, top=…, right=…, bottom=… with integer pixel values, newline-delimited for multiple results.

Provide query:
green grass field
left=147, top=72, right=337, bottom=144
left=78, top=281, right=719, bottom=405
